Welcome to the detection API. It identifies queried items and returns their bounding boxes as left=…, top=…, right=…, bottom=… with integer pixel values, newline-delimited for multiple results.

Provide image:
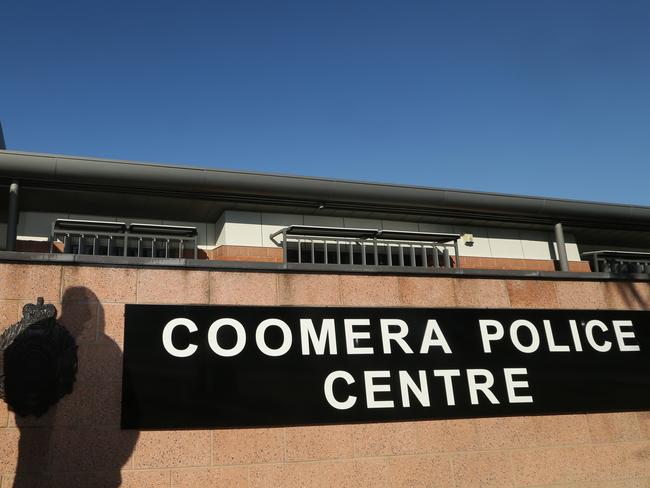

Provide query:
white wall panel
left=210, top=211, right=571, bottom=263
left=343, top=217, right=381, bottom=229
left=418, top=223, right=455, bottom=234
left=261, top=213, right=303, bottom=248
left=381, top=220, right=418, bottom=231
left=452, top=225, right=492, bottom=257
left=549, top=233, right=580, bottom=261
left=303, top=215, right=344, bottom=227
left=487, top=228, right=525, bottom=259
left=221, top=211, right=263, bottom=246
left=520, top=230, right=553, bottom=260
left=565, top=233, right=581, bottom=261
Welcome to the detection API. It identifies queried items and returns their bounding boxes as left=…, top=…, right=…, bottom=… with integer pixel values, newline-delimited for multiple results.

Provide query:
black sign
left=121, top=305, right=650, bottom=429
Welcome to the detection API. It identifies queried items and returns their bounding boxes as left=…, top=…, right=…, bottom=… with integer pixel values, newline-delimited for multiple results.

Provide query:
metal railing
left=50, top=219, right=198, bottom=259
left=270, top=225, right=460, bottom=269
left=581, top=250, right=650, bottom=274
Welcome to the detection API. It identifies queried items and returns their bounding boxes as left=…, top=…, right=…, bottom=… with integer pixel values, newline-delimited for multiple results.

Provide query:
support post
left=453, top=240, right=461, bottom=269
left=443, top=248, right=451, bottom=268
left=554, top=223, right=569, bottom=272
left=282, top=230, right=287, bottom=263
left=6, top=180, right=19, bottom=251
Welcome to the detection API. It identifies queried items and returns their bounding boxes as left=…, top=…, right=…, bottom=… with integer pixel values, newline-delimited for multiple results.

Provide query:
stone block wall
left=0, top=263, right=648, bottom=487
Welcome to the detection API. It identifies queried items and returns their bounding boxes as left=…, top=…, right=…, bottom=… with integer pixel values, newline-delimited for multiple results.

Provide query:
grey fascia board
left=1, top=150, right=650, bottom=227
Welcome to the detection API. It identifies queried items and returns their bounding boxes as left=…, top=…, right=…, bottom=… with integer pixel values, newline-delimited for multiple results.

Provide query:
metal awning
left=270, top=225, right=461, bottom=269
left=50, top=219, right=199, bottom=258
left=376, top=229, right=460, bottom=243
left=276, top=225, right=460, bottom=243
left=282, top=225, right=378, bottom=240
left=128, top=223, right=198, bottom=237
left=53, top=219, right=127, bottom=233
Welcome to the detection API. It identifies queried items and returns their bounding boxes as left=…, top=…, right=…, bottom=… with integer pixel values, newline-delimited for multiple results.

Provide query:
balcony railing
left=270, top=225, right=461, bottom=269
left=50, top=219, right=198, bottom=259
left=581, top=250, right=650, bottom=274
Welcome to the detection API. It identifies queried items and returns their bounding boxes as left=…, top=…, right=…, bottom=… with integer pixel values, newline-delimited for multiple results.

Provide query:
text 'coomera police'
left=160, top=316, right=641, bottom=411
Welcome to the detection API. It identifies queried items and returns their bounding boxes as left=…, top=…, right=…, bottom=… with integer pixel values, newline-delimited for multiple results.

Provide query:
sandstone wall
left=0, top=263, right=648, bottom=487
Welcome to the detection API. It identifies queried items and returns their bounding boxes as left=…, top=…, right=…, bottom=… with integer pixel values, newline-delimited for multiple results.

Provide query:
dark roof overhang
left=1, top=150, right=649, bottom=231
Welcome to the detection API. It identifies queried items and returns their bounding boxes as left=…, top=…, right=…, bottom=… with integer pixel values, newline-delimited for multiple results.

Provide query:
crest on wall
left=0, top=298, right=78, bottom=417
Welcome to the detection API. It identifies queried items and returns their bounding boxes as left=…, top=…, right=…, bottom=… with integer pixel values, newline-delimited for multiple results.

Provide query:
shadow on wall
left=12, top=287, right=138, bottom=488
left=604, top=281, right=650, bottom=310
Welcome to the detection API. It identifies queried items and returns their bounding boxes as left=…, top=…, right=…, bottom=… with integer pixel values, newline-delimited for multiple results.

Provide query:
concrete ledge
left=0, top=250, right=649, bottom=282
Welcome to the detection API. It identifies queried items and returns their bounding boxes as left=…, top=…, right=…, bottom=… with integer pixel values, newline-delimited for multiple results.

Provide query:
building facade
left=0, top=150, right=649, bottom=487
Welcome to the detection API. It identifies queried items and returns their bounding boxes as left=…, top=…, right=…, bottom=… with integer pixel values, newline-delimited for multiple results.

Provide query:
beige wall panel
left=565, top=233, right=581, bottom=261
left=221, top=211, right=262, bottom=246
left=520, top=230, right=554, bottom=260
left=381, top=219, right=418, bottom=231
left=452, top=225, right=492, bottom=257
left=261, top=213, right=304, bottom=248
left=487, top=228, right=525, bottom=259
left=417, top=222, right=455, bottom=233
left=303, top=215, right=344, bottom=227
left=342, top=217, right=382, bottom=229
left=551, top=232, right=581, bottom=261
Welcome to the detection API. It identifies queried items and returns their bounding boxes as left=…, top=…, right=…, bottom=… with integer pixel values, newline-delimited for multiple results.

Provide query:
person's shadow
left=12, top=286, right=138, bottom=488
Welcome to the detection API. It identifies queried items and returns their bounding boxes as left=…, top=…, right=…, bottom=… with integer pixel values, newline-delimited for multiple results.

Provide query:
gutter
left=1, top=150, right=649, bottom=229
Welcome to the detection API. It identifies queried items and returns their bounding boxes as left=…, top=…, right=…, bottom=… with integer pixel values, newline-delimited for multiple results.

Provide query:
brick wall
left=208, top=245, right=591, bottom=271
left=208, top=245, right=283, bottom=263
left=460, top=256, right=591, bottom=272
left=0, top=263, right=648, bottom=487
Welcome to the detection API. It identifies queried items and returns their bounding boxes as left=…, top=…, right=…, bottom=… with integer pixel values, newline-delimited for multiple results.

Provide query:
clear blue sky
left=2, top=1, right=649, bottom=204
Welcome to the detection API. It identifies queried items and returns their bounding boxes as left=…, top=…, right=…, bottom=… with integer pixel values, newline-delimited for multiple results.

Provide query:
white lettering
left=419, top=320, right=452, bottom=354
left=256, top=318, right=292, bottom=356
left=569, top=320, right=583, bottom=352
left=399, top=370, right=430, bottom=407
left=162, top=318, right=198, bottom=357
left=364, top=370, right=394, bottom=408
left=585, top=320, right=611, bottom=352
left=300, top=318, right=337, bottom=355
left=433, top=369, right=461, bottom=406
left=504, top=368, right=533, bottom=403
left=345, top=319, right=374, bottom=355
left=467, top=369, right=499, bottom=405
left=479, top=319, right=504, bottom=353
left=544, top=320, right=570, bottom=352
left=510, top=319, right=540, bottom=353
left=380, top=319, right=413, bottom=354
left=324, top=370, right=356, bottom=410
left=208, top=318, right=246, bottom=357
left=612, top=320, right=640, bottom=352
